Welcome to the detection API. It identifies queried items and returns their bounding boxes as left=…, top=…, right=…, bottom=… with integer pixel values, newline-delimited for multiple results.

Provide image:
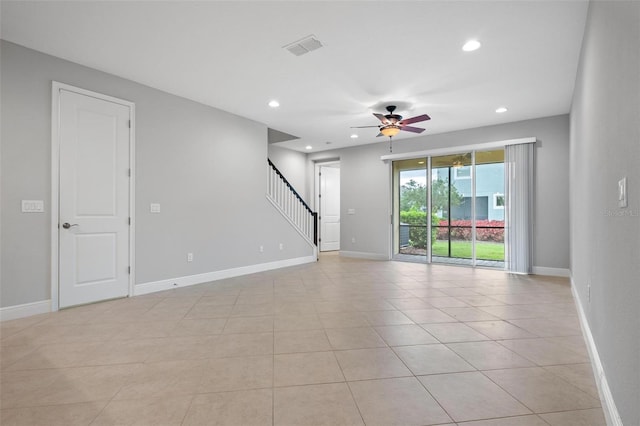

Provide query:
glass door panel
left=431, top=153, right=472, bottom=266
left=395, top=158, right=428, bottom=256
left=475, top=150, right=505, bottom=268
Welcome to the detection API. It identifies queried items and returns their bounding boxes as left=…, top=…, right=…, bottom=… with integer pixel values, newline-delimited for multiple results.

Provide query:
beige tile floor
left=0, top=254, right=607, bottom=425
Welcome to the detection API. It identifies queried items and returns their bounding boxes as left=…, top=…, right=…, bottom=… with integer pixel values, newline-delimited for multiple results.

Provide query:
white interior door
left=58, top=89, right=131, bottom=308
left=320, top=166, right=340, bottom=251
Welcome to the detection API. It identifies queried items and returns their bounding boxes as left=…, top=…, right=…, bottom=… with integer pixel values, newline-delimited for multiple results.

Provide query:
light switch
left=150, top=203, right=161, bottom=213
left=347, top=208, right=355, bottom=215
left=618, top=178, right=627, bottom=208
left=22, top=200, right=44, bottom=213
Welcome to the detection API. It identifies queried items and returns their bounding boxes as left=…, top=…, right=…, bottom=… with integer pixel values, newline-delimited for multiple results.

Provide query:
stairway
left=266, top=159, right=318, bottom=250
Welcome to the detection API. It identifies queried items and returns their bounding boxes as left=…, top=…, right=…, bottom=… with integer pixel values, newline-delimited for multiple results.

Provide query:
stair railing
left=267, top=159, right=317, bottom=246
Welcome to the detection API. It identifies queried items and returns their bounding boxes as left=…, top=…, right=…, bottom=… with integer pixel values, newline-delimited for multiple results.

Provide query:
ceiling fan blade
left=350, top=125, right=380, bottom=128
left=400, top=126, right=426, bottom=134
left=373, top=113, right=390, bottom=125
left=399, top=114, right=431, bottom=126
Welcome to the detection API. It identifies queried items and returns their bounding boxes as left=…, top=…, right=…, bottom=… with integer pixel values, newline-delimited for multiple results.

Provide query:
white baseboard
left=532, top=266, right=571, bottom=277
left=135, top=255, right=317, bottom=296
left=0, top=300, right=51, bottom=322
left=571, top=278, right=622, bottom=426
left=339, top=251, right=390, bottom=261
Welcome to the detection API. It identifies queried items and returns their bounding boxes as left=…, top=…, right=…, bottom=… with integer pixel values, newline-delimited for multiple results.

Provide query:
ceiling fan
left=352, top=105, right=431, bottom=152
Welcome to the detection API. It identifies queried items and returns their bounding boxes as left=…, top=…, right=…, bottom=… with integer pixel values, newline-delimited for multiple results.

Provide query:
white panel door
left=58, top=90, right=130, bottom=308
left=320, top=166, right=340, bottom=251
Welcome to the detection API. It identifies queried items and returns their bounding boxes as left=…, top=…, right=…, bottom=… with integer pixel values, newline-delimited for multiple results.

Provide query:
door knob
left=62, top=223, right=78, bottom=229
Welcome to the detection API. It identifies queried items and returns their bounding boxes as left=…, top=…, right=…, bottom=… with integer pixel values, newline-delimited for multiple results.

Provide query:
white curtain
left=504, top=142, right=535, bottom=274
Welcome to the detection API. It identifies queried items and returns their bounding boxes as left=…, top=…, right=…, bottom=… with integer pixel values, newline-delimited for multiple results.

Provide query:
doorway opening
left=315, top=161, right=340, bottom=252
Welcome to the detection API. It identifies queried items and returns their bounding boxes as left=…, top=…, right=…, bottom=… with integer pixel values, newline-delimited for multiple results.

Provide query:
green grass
left=432, top=240, right=504, bottom=261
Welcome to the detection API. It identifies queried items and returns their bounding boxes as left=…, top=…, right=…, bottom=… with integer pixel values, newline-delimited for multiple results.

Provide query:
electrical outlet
left=351, top=237, right=356, bottom=243
left=259, top=245, right=264, bottom=253
left=279, top=243, right=284, bottom=250
left=187, top=253, right=193, bottom=262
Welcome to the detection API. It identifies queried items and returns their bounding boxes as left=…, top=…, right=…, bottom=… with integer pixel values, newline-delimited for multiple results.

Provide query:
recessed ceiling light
left=496, top=107, right=508, bottom=113
left=350, top=134, right=358, bottom=139
left=418, top=161, right=425, bottom=165
left=268, top=100, right=280, bottom=108
left=305, top=145, right=312, bottom=150
left=462, top=40, right=481, bottom=52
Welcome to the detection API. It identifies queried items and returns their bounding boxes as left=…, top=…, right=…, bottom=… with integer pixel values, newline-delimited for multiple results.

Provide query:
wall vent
left=283, top=35, right=323, bottom=56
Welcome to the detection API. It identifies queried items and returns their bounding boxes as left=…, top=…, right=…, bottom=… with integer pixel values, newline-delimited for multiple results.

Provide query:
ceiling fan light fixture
left=380, top=125, right=400, bottom=137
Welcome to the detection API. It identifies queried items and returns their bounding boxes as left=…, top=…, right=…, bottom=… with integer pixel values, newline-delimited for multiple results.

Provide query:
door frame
left=50, top=82, right=136, bottom=311
left=314, top=160, right=340, bottom=252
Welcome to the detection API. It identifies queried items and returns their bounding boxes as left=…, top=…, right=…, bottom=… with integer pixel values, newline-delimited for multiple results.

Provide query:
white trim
left=134, top=256, right=317, bottom=296
left=571, top=278, right=623, bottom=426
left=387, top=161, right=393, bottom=261
left=471, top=152, right=476, bottom=266
left=381, top=137, right=536, bottom=162
left=314, top=162, right=321, bottom=226
left=531, top=266, right=571, bottom=277
left=51, top=83, right=61, bottom=311
left=128, top=105, right=136, bottom=298
left=51, top=82, right=136, bottom=311
left=0, top=300, right=51, bottom=322
left=339, top=251, right=390, bottom=261
left=426, top=156, right=432, bottom=262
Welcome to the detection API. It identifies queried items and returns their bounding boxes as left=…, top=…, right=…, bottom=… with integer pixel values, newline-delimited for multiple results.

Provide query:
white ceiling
left=1, top=1, right=589, bottom=152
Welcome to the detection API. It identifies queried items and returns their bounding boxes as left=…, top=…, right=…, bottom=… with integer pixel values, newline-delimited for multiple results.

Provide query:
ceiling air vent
left=283, top=35, right=323, bottom=56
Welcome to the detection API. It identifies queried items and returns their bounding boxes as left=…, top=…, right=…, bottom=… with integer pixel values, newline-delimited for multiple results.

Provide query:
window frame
left=453, top=166, right=471, bottom=180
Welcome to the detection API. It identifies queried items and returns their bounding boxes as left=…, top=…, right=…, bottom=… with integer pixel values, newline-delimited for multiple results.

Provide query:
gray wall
left=267, top=144, right=309, bottom=203
left=0, top=41, right=314, bottom=308
left=570, top=1, right=640, bottom=424
left=308, top=115, right=571, bottom=269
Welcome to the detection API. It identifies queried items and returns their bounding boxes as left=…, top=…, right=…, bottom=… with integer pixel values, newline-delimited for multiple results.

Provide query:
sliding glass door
left=431, top=153, right=473, bottom=266
left=393, top=149, right=505, bottom=268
